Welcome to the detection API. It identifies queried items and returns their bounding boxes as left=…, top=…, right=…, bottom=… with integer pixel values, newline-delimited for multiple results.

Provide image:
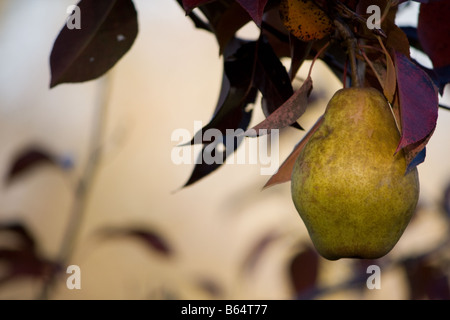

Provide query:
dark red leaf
left=5, top=147, right=58, bottom=185
left=0, top=223, right=57, bottom=286
left=418, top=0, right=450, bottom=68
left=0, top=223, right=35, bottom=249
left=182, top=0, right=215, bottom=13
left=443, top=182, right=450, bottom=220
left=50, top=0, right=138, bottom=87
left=235, top=0, right=269, bottom=26
left=399, top=0, right=443, bottom=3
left=209, top=2, right=252, bottom=54
left=246, top=76, right=312, bottom=137
left=288, top=35, right=312, bottom=81
left=253, top=36, right=295, bottom=119
left=181, top=40, right=257, bottom=187
left=263, top=116, right=323, bottom=188
left=404, top=258, right=450, bottom=300
left=290, top=246, right=319, bottom=296
left=182, top=132, right=250, bottom=187
left=425, top=64, right=450, bottom=96
left=394, top=51, right=439, bottom=160
left=188, top=40, right=256, bottom=145
left=100, top=227, right=172, bottom=256
left=240, top=231, right=281, bottom=274
left=405, top=145, right=427, bottom=174
left=194, top=277, right=224, bottom=298
left=181, top=0, right=252, bottom=54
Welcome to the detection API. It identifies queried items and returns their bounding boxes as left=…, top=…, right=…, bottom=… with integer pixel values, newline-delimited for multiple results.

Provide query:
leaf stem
left=307, top=41, right=330, bottom=80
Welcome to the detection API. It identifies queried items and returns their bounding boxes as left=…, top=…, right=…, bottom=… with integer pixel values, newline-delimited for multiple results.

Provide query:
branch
left=334, top=19, right=361, bottom=88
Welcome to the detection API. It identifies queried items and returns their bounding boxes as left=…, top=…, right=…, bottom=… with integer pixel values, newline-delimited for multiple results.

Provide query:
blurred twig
left=38, top=73, right=113, bottom=299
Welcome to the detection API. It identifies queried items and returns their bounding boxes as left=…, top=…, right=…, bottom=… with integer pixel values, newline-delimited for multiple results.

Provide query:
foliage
left=49, top=0, right=449, bottom=186
left=1, top=0, right=450, bottom=299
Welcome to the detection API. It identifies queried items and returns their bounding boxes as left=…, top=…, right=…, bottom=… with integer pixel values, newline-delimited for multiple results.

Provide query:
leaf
left=240, top=231, right=281, bottom=275
left=404, top=258, right=450, bottom=300
left=418, top=0, right=450, bottom=68
left=0, top=223, right=35, bottom=249
left=182, top=129, right=251, bottom=187
left=212, top=2, right=252, bottom=54
left=443, top=182, right=450, bottom=220
left=5, top=147, right=58, bottom=185
left=181, top=40, right=257, bottom=187
left=182, top=0, right=268, bottom=26
left=394, top=51, right=439, bottom=161
left=246, top=76, right=312, bottom=137
left=253, top=36, right=294, bottom=118
left=235, top=0, right=269, bottom=26
left=99, top=227, right=172, bottom=256
left=260, top=6, right=291, bottom=58
left=194, top=277, right=224, bottom=298
left=280, top=0, right=333, bottom=42
left=290, top=246, right=319, bottom=296
left=288, top=35, right=312, bottom=81
left=400, top=27, right=423, bottom=53
left=405, top=146, right=427, bottom=174
left=50, top=0, right=138, bottom=87
left=263, top=116, right=323, bottom=188
left=399, top=0, right=444, bottom=3
left=385, top=25, right=410, bottom=58
left=0, top=223, right=57, bottom=286
left=180, top=0, right=252, bottom=54
left=182, top=0, right=215, bottom=13
left=426, top=64, right=450, bottom=96
left=189, top=40, right=256, bottom=145
left=378, top=40, right=396, bottom=103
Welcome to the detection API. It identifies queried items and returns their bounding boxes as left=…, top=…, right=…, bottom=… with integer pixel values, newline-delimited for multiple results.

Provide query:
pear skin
left=291, top=87, right=420, bottom=260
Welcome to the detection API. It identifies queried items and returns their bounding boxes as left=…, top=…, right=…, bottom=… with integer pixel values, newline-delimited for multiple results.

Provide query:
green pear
left=291, top=87, right=419, bottom=260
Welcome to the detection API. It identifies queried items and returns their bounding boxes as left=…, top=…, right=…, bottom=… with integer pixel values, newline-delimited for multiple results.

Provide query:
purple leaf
left=99, top=227, right=172, bottom=257
left=394, top=52, right=439, bottom=164
left=182, top=0, right=215, bottom=13
left=236, top=0, right=269, bottom=26
left=290, top=246, right=319, bottom=296
left=5, top=147, right=58, bottom=185
left=254, top=36, right=295, bottom=120
left=417, top=0, right=450, bottom=69
left=240, top=231, right=281, bottom=274
left=246, top=76, right=312, bottom=137
left=181, top=40, right=256, bottom=187
left=183, top=0, right=269, bottom=25
left=50, top=0, right=138, bottom=87
left=404, top=258, right=450, bottom=300
left=0, top=223, right=57, bottom=287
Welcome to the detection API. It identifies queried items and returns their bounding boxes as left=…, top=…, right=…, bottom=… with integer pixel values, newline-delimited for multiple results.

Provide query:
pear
left=291, top=87, right=419, bottom=260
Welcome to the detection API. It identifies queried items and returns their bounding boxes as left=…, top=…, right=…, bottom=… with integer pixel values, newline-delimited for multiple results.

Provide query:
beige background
left=0, top=0, right=449, bottom=299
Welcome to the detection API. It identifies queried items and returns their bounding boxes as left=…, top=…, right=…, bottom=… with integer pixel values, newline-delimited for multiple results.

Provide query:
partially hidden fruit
left=280, top=0, right=333, bottom=41
left=291, top=87, right=420, bottom=260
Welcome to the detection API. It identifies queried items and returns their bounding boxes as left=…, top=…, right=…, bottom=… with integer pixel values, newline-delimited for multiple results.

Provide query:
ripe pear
left=291, top=87, right=419, bottom=260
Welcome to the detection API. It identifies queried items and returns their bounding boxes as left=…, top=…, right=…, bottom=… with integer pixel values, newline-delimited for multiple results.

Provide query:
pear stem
left=334, top=19, right=361, bottom=88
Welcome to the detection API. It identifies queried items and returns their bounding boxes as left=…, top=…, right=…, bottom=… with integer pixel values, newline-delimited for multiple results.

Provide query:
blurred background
left=0, top=0, right=449, bottom=299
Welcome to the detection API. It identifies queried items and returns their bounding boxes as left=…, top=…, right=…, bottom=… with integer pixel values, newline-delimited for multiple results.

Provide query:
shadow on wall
left=0, top=0, right=449, bottom=300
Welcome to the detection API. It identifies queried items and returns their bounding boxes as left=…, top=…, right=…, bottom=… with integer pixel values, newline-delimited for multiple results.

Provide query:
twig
left=38, top=73, right=113, bottom=299
left=334, top=19, right=361, bottom=88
